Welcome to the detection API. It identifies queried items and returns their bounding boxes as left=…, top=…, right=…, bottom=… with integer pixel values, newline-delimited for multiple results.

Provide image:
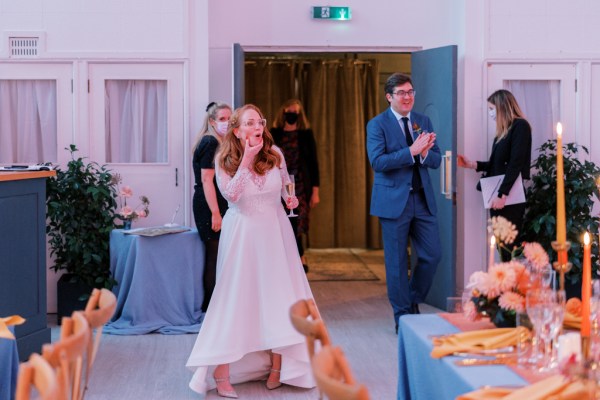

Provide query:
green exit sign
left=312, top=6, right=352, bottom=20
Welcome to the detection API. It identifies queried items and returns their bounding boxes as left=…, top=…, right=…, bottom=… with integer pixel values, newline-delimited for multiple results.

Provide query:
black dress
left=193, top=136, right=228, bottom=241
left=476, top=118, right=532, bottom=260
left=192, top=135, right=228, bottom=311
left=271, top=128, right=320, bottom=260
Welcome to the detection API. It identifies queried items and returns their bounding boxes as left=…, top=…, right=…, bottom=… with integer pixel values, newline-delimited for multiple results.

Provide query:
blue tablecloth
left=0, top=328, right=19, bottom=400
left=397, top=314, right=527, bottom=400
left=104, top=229, right=205, bottom=335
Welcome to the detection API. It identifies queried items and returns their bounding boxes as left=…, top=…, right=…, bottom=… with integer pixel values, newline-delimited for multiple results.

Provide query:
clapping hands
left=410, top=132, right=436, bottom=158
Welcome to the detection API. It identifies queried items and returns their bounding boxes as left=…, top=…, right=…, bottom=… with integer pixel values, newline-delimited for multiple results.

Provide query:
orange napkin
left=563, top=311, right=581, bottom=330
left=457, top=375, right=594, bottom=400
left=0, top=315, right=26, bottom=340
left=431, top=327, right=529, bottom=358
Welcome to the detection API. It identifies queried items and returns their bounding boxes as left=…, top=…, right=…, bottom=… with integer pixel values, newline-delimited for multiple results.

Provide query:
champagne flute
left=286, top=175, right=297, bottom=217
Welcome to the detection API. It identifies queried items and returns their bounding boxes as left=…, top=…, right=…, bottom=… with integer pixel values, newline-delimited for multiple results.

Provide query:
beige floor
left=49, top=249, right=440, bottom=399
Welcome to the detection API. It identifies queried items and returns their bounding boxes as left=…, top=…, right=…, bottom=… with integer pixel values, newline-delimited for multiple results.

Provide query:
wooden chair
left=76, top=288, right=117, bottom=400
left=15, top=353, right=59, bottom=400
left=289, top=298, right=331, bottom=358
left=42, top=311, right=90, bottom=400
left=312, top=345, right=370, bottom=400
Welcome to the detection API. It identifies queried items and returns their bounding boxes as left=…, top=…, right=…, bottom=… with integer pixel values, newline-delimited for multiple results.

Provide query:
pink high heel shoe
left=214, top=376, right=238, bottom=398
left=266, top=369, right=282, bottom=390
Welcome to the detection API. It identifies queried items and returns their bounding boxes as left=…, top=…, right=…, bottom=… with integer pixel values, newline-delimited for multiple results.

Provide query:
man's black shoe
left=303, top=264, right=309, bottom=273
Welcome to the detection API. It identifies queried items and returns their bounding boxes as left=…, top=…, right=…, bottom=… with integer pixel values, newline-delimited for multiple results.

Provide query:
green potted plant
left=522, top=140, right=600, bottom=297
left=46, top=145, right=118, bottom=321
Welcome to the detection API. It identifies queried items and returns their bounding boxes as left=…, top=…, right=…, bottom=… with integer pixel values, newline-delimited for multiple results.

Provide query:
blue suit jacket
left=366, top=109, right=441, bottom=219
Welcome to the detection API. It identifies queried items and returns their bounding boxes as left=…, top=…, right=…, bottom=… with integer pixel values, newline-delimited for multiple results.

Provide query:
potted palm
left=522, top=140, right=600, bottom=297
left=46, top=145, right=118, bottom=321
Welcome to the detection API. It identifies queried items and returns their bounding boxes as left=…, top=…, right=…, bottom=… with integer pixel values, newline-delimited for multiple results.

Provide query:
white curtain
left=105, top=80, right=168, bottom=163
left=0, top=80, right=57, bottom=163
left=505, top=80, right=560, bottom=159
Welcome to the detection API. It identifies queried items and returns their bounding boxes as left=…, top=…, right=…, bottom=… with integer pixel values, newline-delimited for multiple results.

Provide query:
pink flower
left=488, top=263, right=517, bottom=298
left=514, top=265, right=531, bottom=294
left=498, top=291, right=525, bottom=313
left=463, top=301, right=481, bottom=321
left=523, top=242, right=549, bottom=270
left=137, top=210, right=147, bottom=218
left=120, top=186, right=133, bottom=198
left=120, top=206, right=133, bottom=218
left=467, top=271, right=492, bottom=296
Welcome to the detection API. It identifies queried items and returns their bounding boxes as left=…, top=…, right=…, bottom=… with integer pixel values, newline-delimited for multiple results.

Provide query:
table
left=397, top=314, right=527, bottom=400
left=0, top=328, right=19, bottom=400
left=104, top=228, right=205, bottom=335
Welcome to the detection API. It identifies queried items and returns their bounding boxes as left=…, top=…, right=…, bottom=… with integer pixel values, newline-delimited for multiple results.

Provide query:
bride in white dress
left=186, top=104, right=316, bottom=398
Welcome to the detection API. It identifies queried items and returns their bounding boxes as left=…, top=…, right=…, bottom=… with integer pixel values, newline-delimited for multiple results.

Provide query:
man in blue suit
left=366, top=73, right=442, bottom=333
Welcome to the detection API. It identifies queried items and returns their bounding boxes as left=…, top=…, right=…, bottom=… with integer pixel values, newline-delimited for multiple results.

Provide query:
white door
left=0, top=62, right=74, bottom=166
left=486, top=62, right=577, bottom=160
left=88, top=63, right=185, bottom=227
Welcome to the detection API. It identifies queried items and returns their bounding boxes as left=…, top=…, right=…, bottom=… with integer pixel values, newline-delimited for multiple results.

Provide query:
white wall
left=0, top=0, right=187, bottom=57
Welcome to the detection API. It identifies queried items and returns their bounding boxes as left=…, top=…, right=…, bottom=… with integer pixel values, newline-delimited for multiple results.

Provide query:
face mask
left=215, top=121, right=228, bottom=135
left=284, top=112, right=299, bottom=125
left=488, top=108, right=496, bottom=121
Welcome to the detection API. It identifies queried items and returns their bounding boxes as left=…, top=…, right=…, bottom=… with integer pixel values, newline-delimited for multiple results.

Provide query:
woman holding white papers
left=458, top=89, right=532, bottom=261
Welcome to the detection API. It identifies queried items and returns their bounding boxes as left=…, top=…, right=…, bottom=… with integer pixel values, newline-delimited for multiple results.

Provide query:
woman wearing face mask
left=192, top=101, right=232, bottom=311
left=457, top=90, right=532, bottom=261
left=271, top=99, right=320, bottom=272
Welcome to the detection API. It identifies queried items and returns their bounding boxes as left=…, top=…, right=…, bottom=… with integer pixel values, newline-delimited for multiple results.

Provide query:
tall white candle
left=489, top=235, right=496, bottom=270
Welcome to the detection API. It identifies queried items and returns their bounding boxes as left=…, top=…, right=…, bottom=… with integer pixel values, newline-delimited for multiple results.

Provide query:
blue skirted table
left=104, top=228, right=205, bottom=335
left=397, top=314, right=527, bottom=400
left=0, top=328, right=19, bottom=400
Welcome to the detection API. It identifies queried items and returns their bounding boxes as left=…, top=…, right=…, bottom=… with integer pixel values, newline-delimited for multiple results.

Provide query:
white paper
left=480, top=173, right=526, bottom=209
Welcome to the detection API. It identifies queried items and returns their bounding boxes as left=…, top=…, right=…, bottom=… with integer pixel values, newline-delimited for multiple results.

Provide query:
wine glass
left=526, top=289, right=565, bottom=372
left=286, top=175, right=297, bottom=217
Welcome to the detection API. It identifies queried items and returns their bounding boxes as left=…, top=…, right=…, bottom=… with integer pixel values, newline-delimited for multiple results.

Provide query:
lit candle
left=582, top=232, right=591, bottom=337
left=489, top=235, right=496, bottom=270
left=556, top=122, right=567, bottom=264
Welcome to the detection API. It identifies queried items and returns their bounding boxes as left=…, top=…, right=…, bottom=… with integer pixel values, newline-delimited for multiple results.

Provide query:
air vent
left=9, top=36, right=40, bottom=58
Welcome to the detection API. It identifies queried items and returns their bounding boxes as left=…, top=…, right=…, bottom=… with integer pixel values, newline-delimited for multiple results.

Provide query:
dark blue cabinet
left=0, top=172, right=53, bottom=360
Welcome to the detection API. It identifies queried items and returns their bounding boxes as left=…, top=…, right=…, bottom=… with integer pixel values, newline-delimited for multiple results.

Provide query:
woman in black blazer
left=458, top=90, right=532, bottom=260
left=271, top=99, right=320, bottom=272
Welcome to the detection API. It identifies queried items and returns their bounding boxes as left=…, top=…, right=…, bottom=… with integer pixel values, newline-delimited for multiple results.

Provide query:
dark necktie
left=402, top=117, right=422, bottom=191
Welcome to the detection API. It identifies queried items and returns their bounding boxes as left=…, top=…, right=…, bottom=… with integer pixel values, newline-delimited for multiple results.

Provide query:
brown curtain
left=244, top=58, right=381, bottom=248
left=245, top=60, right=299, bottom=124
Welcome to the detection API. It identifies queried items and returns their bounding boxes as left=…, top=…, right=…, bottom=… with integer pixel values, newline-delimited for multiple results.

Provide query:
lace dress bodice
left=216, top=147, right=292, bottom=217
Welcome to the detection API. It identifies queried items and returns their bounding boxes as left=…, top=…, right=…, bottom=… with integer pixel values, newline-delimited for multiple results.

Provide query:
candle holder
left=551, top=240, right=572, bottom=291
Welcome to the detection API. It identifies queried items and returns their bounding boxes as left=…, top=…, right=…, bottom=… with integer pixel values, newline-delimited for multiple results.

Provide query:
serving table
left=104, top=228, right=205, bottom=335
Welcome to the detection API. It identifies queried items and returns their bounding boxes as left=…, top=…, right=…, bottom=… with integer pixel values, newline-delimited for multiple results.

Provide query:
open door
left=411, top=45, right=457, bottom=310
left=233, top=43, right=244, bottom=108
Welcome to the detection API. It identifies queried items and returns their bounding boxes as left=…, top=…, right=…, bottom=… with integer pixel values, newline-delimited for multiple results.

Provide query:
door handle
left=440, top=151, right=452, bottom=200
left=175, top=167, right=178, bottom=187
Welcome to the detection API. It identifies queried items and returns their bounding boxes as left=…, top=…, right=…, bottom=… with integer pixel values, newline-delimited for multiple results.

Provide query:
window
left=104, top=80, right=168, bottom=163
left=0, top=79, right=57, bottom=163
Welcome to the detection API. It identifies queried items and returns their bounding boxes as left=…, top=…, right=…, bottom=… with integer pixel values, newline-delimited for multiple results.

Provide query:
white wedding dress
left=186, top=147, right=315, bottom=394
